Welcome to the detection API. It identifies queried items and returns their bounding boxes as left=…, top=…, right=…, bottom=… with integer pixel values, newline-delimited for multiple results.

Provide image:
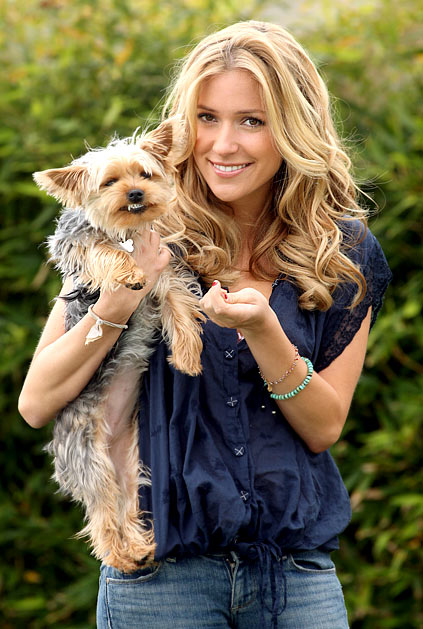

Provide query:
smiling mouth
left=119, top=203, right=147, bottom=213
left=211, top=162, right=250, bottom=173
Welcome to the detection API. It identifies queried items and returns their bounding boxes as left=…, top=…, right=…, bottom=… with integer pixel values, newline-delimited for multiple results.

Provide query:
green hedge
left=302, top=3, right=422, bottom=625
left=0, top=0, right=421, bottom=626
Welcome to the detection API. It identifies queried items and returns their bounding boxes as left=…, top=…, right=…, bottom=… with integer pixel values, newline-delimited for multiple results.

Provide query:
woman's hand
left=132, top=227, right=171, bottom=286
left=199, top=279, right=275, bottom=334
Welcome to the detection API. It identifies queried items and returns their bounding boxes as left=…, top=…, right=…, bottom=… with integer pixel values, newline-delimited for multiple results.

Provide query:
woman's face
left=193, top=69, right=282, bottom=217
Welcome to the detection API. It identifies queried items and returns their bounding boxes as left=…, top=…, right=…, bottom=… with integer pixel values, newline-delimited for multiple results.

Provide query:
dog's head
left=33, top=120, right=174, bottom=235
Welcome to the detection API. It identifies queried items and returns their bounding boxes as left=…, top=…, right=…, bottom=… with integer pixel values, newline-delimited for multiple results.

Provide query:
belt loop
left=229, top=550, right=238, bottom=564
left=226, top=550, right=239, bottom=574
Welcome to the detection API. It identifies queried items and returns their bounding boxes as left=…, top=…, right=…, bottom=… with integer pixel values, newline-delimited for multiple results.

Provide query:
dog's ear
left=141, top=120, right=174, bottom=160
left=33, top=166, right=89, bottom=206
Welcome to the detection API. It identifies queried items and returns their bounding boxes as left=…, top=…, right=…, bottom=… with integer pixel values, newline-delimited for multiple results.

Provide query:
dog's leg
left=79, top=244, right=147, bottom=292
left=51, top=399, right=135, bottom=568
left=85, top=368, right=155, bottom=572
left=158, top=271, right=204, bottom=376
left=107, top=414, right=156, bottom=572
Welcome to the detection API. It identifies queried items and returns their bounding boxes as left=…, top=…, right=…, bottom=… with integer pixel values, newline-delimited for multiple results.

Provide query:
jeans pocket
left=104, top=561, right=162, bottom=585
left=289, top=550, right=336, bottom=574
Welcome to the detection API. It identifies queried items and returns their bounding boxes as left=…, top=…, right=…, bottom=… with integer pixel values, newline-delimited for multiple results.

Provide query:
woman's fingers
left=200, top=280, right=270, bottom=331
left=200, top=280, right=243, bottom=328
left=199, top=280, right=227, bottom=313
left=132, top=231, right=171, bottom=273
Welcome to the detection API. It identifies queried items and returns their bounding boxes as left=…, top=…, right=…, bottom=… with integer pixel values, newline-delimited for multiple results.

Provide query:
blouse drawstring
left=234, top=540, right=286, bottom=628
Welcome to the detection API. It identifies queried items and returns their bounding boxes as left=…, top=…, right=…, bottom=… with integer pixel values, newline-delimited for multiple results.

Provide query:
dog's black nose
left=127, top=189, right=144, bottom=203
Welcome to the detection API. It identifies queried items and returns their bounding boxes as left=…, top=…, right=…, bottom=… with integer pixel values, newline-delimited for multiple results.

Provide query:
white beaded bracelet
left=85, top=304, right=128, bottom=345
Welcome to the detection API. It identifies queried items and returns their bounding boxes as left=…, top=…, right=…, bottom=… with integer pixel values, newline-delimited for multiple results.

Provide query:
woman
left=19, top=21, right=391, bottom=629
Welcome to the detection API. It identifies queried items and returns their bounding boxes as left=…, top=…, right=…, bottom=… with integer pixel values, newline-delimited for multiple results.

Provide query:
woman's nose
left=212, top=123, right=238, bottom=155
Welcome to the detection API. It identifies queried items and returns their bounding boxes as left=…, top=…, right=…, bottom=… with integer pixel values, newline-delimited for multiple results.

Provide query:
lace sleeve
left=315, top=226, right=392, bottom=372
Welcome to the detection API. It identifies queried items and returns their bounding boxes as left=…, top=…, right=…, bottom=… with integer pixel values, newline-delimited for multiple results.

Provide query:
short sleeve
left=315, top=221, right=392, bottom=372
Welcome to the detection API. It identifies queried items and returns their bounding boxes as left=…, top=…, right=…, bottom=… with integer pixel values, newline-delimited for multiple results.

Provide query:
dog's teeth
left=128, top=203, right=143, bottom=211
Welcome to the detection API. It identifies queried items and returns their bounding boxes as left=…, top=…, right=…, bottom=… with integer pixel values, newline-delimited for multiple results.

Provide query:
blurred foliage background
left=0, top=0, right=421, bottom=627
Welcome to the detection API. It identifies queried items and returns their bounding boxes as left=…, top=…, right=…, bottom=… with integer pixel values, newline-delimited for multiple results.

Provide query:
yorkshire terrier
left=33, top=121, right=204, bottom=572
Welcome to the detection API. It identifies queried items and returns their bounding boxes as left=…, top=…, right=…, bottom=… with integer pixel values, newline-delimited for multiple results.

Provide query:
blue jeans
left=97, top=549, right=349, bottom=628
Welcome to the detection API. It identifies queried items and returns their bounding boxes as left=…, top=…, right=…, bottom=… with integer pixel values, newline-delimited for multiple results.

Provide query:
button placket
left=220, top=329, right=252, bottom=508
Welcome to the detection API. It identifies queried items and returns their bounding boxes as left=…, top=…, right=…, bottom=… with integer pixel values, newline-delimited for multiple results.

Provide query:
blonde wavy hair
left=161, top=20, right=367, bottom=311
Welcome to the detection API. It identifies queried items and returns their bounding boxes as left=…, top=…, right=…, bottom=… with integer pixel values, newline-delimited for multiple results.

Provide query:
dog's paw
left=105, top=544, right=156, bottom=574
left=125, top=281, right=146, bottom=291
left=123, top=269, right=147, bottom=290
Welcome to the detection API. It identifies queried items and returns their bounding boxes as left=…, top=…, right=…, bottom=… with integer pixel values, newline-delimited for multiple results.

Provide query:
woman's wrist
left=239, top=304, right=280, bottom=339
left=94, top=285, right=147, bottom=325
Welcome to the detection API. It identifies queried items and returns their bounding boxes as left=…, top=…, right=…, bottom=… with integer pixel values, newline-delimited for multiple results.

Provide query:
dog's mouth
left=120, top=203, right=147, bottom=214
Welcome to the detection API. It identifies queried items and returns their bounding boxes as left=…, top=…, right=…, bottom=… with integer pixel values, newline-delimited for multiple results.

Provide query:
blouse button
left=233, top=446, right=245, bottom=457
left=226, top=397, right=238, bottom=407
left=224, top=349, right=235, bottom=359
left=240, top=490, right=249, bottom=502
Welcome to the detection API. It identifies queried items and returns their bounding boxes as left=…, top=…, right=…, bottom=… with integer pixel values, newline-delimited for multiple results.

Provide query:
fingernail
left=223, top=293, right=228, bottom=300
left=212, top=280, right=218, bottom=286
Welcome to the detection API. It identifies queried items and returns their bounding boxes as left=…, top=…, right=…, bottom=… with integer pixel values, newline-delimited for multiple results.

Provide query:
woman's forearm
left=18, top=279, right=153, bottom=428
left=19, top=309, right=127, bottom=428
left=240, top=310, right=344, bottom=452
left=19, top=231, right=171, bottom=429
left=239, top=305, right=371, bottom=453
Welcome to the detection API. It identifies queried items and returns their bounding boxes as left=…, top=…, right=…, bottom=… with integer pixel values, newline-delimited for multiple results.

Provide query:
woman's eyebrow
left=197, top=104, right=266, bottom=115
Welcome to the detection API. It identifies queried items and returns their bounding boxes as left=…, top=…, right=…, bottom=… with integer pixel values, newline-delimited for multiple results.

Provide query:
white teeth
left=213, top=163, right=248, bottom=172
left=128, top=203, right=143, bottom=211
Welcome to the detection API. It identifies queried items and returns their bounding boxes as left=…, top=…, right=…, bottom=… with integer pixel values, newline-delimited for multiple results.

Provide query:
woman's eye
left=104, top=178, right=118, bottom=187
left=244, top=117, right=264, bottom=128
left=198, top=113, right=215, bottom=123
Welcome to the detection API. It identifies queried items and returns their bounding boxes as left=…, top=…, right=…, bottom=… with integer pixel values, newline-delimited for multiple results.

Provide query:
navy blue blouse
left=138, top=222, right=391, bottom=561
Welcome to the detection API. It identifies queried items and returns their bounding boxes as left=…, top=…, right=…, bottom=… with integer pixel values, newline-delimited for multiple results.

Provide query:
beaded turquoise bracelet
left=269, top=357, right=314, bottom=400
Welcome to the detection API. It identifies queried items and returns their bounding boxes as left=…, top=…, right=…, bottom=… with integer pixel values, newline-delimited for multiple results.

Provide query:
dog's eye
left=103, top=178, right=118, bottom=187
left=141, top=172, right=152, bottom=179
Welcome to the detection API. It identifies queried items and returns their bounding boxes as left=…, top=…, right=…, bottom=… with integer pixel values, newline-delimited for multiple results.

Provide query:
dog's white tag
left=121, top=238, right=134, bottom=253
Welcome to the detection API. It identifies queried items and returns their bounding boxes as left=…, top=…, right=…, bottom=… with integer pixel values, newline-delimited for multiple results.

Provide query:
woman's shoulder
left=338, top=216, right=391, bottom=297
left=315, top=216, right=392, bottom=369
left=338, top=215, right=373, bottom=254
left=337, top=216, right=387, bottom=266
